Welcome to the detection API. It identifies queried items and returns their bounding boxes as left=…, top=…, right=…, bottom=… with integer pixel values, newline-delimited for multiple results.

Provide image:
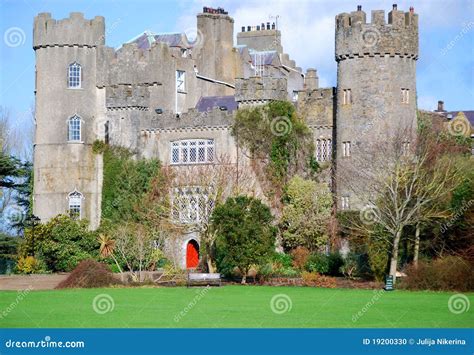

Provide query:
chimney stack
left=392, top=4, right=398, bottom=10
left=436, top=100, right=445, bottom=112
left=357, top=5, right=362, bottom=11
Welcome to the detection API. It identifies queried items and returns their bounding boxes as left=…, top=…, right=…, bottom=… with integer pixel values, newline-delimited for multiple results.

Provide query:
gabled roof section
left=121, top=31, right=193, bottom=50
left=445, top=111, right=474, bottom=127
left=196, top=96, right=238, bottom=113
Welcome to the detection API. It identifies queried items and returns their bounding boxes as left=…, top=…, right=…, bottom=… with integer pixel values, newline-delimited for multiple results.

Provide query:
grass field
left=0, top=286, right=472, bottom=328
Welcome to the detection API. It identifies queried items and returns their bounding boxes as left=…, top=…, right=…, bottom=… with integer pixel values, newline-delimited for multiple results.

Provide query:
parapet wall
left=106, top=84, right=151, bottom=110
left=335, top=5, right=418, bottom=61
left=33, top=12, right=105, bottom=48
left=235, top=77, right=288, bottom=103
left=144, top=108, right=234, bottom=131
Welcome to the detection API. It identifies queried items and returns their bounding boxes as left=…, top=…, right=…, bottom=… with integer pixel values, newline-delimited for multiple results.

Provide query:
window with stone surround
left=343, top=89, right=352, bottom=105
left=170, top=139, right=214, bottom=165
left=316, top=138, right=332, bottom=162
left=68, top=190, right=83, bottom=220
left=341, top=196, right=350, bottom=210
left=68, top=62, right=81, bottom=88
left=401, top=88, right=410, bottom=104
left=171, top=186, right=214, bottom=224
left=68, top=115, right=82, bottom=142
left=176, top=70, right=186, bottom=92
left=342, top=141, right=351, bottom=157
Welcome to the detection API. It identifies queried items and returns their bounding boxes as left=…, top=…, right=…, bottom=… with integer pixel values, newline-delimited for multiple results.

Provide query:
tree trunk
left=206, top=258, right=215, bottom=273
left=413, top=223, right=420, bottom=268
left=389, top=228, right=403, bottom=285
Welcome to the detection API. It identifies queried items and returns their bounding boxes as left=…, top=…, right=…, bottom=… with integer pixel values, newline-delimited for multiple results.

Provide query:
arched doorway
left=186, top=239, right=199, bottom=269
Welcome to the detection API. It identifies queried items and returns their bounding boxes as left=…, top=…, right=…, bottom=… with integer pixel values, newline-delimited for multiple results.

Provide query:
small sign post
left=384, top=275, right=394, bottom=291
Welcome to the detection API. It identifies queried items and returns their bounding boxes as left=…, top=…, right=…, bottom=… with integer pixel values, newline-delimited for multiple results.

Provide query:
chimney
left=392, top=4, right=397, bottom=10
left=266, top=22, right=270, bottom=30
left=241, top=26, right=245, bottom=32
left=436, top=100, right=445, bottom=112
left=357, top=5, right=362, bottom=11
left=409, top=6, right=414, bottom=13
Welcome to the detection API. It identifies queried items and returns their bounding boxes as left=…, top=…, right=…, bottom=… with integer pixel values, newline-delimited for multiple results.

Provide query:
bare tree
left=341, top=124, right=461, bottom=284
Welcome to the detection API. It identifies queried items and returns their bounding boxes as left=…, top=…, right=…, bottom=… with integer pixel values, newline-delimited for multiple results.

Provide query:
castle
left=32, top=5, right=418, bottom=268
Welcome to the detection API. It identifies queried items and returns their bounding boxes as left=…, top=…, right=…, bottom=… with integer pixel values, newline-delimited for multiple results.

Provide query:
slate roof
left=195, top=96, right=238, bottom=113
left=123, top=31, right=192, bottom=50
left=445, top=111, right=474, bottom=127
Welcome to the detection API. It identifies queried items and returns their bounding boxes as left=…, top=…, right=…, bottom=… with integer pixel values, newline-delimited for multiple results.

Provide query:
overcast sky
left=0, top=0, right=472, bottom=140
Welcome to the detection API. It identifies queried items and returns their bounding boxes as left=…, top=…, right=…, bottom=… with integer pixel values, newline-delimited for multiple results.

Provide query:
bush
left=401, top=256, right=474, bottom=291
left=327, top=252, right=344, bottom=276
left=18, top=215, right=98, bottom=272
left=291, top=246, right=310, bottom=270
left=213, top=196, right=276, bottom=284
left=56, top=259, right=120, bottom=289
left=16, top=256, right=46, bottom=274
left=339, top=253, right=359, bottom=279
left=301, top=271, right=337, bottom=288
left=273, top=252, right=293, bottom=269
left=305, top=253, right=329, bottom=274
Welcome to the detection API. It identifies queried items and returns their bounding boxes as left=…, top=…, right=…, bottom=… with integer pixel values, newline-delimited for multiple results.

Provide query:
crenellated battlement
left=335, top=4, right=418, bottom=61
left=106, top=84, right=150, bottom=110
left=33, top=12, right=105, bottom=49
left=97, top=41, right=176, bottom=87
left=235, top=76, right=287, bottom=104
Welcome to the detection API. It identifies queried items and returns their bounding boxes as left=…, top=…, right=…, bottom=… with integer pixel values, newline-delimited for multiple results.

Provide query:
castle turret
left=334, top=4, right=419, bottom=209
left=33, top=12, right=105, bottom=228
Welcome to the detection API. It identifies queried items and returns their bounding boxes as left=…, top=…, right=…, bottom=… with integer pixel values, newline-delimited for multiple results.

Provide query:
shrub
left=213, top=196, right=276, bottom=284
left=327, top=252, right=344, bottom=276
left=339, top=253, right=359, bottom=279
left=16, top=256, right=46, bottom=274
left=367, top=235, right=390, bottom=282
left=291, top=246, right=310, bottom=270
left=19, top=215, right=98, bottom=272
left=305, top=253, right=329, bottom=274
left=56, top=259, right=120, bottom=289
left=401, top=256, right=474, bottom=291
left=273, top=252, right=293, bottom=269
left=301, top=271, right=337, bottom=288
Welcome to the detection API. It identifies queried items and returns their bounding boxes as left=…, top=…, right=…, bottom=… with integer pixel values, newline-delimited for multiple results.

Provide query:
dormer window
left=68, top=62, right=81, bottom=88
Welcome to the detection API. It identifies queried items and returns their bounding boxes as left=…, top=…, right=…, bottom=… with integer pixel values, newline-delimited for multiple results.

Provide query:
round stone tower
left=334, top=4, right=419, bottom=210
left=33, top=12, right=105, bottom=228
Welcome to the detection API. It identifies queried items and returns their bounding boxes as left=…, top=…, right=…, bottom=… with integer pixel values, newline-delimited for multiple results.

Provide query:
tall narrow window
left=342, top=141, right=351, bottom=157
left=315, top=138, right=332, bottom=162
left=401, top=88, right=410, bottom=104
left=402, top=141, right=410, bottom=156
left=68, top=62, right=81, bottom=88
left=68, top=190, right=83, bottom=220
left=176, top=70, right=186, bottom=92
left=68, top=115, right=81, bottom=142
left=292, top=91, right=299, bottom=102
left=341, top=196, right=350, bottom=210
left=343, top=89, right=352, bottom=105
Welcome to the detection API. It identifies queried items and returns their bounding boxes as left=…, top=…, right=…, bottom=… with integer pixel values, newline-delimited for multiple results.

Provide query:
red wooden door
left=186, top=241, right=199, bottom=269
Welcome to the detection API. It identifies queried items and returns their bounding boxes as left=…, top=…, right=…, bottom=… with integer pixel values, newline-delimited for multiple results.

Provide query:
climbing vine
left=232, top=101, right=317, bottom=198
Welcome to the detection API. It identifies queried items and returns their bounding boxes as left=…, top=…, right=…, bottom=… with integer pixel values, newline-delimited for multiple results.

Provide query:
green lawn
left=0, top=286, right=472, bottom=328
